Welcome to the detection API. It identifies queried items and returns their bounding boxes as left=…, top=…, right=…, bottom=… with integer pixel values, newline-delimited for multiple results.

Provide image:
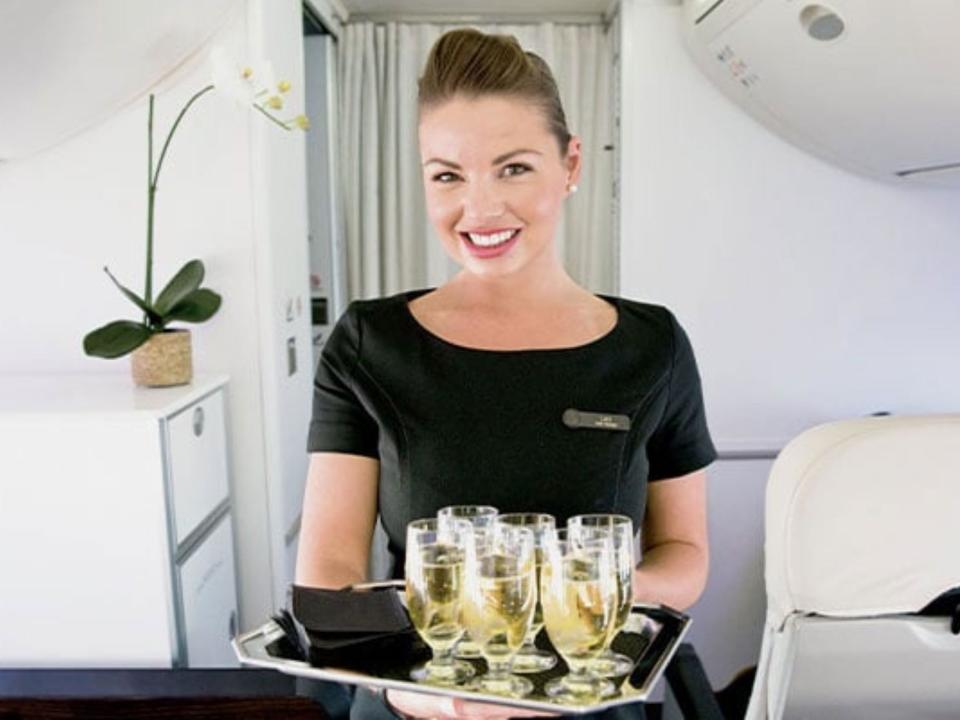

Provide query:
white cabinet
left=0, top=374, right=239, bottom=668
left=179, top=516, right=239, bottom=667
left=167, top=391, right=230, bottom=546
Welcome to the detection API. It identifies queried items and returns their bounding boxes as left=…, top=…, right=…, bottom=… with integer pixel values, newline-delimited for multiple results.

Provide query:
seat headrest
left=765, top=414, right=960, bottom=626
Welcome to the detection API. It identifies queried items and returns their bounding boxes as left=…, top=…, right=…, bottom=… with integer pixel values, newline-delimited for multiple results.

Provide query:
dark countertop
left=0, top=668, right=296, bottom=698
left=0, top=644, right=730, bottom=719
left=0, top=669, right=344, bottom=719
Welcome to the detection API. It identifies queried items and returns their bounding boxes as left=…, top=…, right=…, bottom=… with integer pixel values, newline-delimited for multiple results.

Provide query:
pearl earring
left=568, top=184, right=578, bottom=193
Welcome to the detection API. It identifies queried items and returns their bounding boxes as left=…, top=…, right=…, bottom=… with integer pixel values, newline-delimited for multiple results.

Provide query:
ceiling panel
left=0, top=0, right=239, bottom=160
left=342, top=0, right=613, bottom=18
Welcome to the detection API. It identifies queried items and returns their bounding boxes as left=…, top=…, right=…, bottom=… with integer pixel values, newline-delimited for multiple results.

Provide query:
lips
left=459, top=228, right=522, bottom=259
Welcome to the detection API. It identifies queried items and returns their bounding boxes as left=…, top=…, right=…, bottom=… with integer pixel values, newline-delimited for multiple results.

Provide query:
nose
left=462, top=178, right=506, bottom=222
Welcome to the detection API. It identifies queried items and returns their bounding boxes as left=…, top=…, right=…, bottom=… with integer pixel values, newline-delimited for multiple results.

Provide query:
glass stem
left=569, top=665, right=592, bottom=687
left=433, top=648, right=453, bottom=667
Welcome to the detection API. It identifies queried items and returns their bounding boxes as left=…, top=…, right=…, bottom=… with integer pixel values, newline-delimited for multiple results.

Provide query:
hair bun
left=418, top=29, right=572, bottom=157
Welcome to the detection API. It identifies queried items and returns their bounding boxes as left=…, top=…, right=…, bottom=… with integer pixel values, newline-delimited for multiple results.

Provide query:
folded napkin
left=290, top=584, right=427, bottom=670
left=293, top=584, right=412, bottom=635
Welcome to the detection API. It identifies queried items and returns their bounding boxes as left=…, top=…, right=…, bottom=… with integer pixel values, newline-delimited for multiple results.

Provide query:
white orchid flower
left=209, top=46, right=254, bottom=108
left=207, top=46, right=306, bottom=132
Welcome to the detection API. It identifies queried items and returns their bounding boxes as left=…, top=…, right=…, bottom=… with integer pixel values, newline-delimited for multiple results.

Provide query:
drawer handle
left=228, top=610, right=237, bottom=639
left=193, top=407, right=205, bottom=437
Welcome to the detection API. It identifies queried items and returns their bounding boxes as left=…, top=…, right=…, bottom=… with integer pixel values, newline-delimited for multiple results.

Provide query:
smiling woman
left=296, top=28, right=716, bottom=720
left=335, top=20, right=615, bottom=297
left=418, top=94, right=578, bottom=286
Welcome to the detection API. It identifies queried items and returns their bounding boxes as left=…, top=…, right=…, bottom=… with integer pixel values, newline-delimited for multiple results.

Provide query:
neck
left=449, top=249, right=587, bottom=313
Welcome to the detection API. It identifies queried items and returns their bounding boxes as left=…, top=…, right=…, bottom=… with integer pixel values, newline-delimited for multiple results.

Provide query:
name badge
left=562, top=409, right=631, bottom=432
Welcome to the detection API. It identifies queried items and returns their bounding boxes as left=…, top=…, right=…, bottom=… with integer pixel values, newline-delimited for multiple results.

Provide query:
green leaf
left=162, top=289, right=222, bottom=323
left=154, top=259, right=205, bottom=316
left=83, top=321, right=154, bottom=359
left=103, top=266, right=161, bottom=324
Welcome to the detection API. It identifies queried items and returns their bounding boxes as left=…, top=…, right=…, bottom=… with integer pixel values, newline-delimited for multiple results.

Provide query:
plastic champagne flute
left=461, top=523, right=537, bottom=697
left=438, top=504, right=498, bottom=659
left=405, top=517, right=475, bottom=685
left=568, top=514, right=637, bottom=678
left=494, top=512, right=559, bottom=673
left=541, top=527, right=619, bottom=702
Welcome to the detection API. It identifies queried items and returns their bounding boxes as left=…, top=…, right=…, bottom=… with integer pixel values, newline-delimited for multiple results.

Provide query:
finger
left=386, top=689, right=559, bottom=719
left=387, top=689, right=458, bottom=718
left=449, top=696, right=559, bottom=718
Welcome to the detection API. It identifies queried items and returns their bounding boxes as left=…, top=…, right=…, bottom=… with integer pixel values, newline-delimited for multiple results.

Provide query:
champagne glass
left=438, top=504, right=498, bottom=659
left=568, top=514, right=636, bottom=677
left=494, top=513, right=558, bottom=673
left=438, top=505, right=499, bottom=526
left=541, top=528, right=619, bottom=702
left=462, top=523, right=537, bottom=697
left=405, top=517, right=475, bottom=685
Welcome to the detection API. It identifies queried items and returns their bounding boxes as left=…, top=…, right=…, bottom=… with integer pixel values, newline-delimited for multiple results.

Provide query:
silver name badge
left=562, top=409, right=631, bottom=432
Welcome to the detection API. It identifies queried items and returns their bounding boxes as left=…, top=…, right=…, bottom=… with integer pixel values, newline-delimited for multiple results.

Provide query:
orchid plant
left=84, top=47, right=309, bottom=359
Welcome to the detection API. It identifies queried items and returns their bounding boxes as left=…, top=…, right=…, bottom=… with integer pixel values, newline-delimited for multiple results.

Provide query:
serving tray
left=232, top=581, right=690, bottom=715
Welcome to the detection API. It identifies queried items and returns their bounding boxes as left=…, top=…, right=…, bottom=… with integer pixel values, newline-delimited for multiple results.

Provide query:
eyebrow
left=423, top=148, right=542, bottom=169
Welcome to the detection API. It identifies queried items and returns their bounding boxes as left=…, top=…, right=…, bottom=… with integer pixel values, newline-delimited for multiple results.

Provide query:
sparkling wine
left=529, top=549, right=545, bottom=636
left=614, top=569, right=632, bottom=632
left=542, top=557, right=614, bottom=663
left=462, top=553, right=535, bottom=660
left=406, top=543, right=465, bottom=652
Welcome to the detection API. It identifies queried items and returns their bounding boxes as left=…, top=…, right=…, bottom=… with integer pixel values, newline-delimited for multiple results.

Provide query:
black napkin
left=291, top=584, right=428, bottom=671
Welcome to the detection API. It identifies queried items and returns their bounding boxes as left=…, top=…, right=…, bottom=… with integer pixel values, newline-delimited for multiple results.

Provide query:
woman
left=296, top=29, right=716, bottom=720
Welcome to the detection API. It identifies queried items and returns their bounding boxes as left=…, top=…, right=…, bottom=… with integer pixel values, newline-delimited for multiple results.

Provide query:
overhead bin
left=681, top=0, right=960, bottom=186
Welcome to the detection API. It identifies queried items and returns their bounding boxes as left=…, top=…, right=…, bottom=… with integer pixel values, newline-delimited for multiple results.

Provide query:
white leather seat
left=746, top=414, right=960, bottom=720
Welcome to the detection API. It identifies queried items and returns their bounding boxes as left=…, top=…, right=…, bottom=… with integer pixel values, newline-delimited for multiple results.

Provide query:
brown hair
left=418, top=29, right=573, bottom=157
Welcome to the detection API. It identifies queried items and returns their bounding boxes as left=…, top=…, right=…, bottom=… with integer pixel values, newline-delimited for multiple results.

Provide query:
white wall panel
left=620, top=0, right=960, bottom=451
left=686, top=457, right=770, bottom=689
left=0, top=3, right=275, bottom=632
left=247, top=0, right=315, bottom=609
left=620, top=0, right=960, bottom=690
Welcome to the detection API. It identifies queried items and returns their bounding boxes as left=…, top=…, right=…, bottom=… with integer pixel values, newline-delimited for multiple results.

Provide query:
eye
left=502, top=163, right=532, bottom=177
left=431, top=171, right=459, bottom=183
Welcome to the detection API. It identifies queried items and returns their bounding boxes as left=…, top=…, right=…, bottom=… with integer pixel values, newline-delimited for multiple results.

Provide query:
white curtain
left=337, top=22, right=616, bottom=300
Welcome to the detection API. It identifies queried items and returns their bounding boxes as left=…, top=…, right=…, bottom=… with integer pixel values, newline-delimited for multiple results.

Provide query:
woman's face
left=418, top=94, right=581, bottom=280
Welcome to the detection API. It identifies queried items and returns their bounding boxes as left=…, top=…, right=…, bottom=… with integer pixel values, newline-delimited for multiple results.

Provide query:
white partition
left=619, top=0, right=960, bottom=450
left=620, top=0, right=960, bottom=689
left=686, top=457, right=771, bottom=689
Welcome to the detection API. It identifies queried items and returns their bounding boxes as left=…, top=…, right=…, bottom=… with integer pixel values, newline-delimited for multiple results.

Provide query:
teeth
left=467, top=229, right=518, bottom=247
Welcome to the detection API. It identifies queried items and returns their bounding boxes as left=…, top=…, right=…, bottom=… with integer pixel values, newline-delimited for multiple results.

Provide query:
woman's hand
left=385, top=689, right=558, bottom=719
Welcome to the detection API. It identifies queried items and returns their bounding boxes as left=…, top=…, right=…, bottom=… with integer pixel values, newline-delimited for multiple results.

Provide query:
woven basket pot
left=131, top=329, right=193, bottom=387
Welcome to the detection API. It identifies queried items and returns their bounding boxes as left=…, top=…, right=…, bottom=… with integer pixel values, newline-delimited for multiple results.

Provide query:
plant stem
left=145, top=94, right=155, bottom=312
left=254, top=103, right=293, bottom=131
left=144, top=84, right=213, bottom=325
left=152, top=85, right=215, bottom=187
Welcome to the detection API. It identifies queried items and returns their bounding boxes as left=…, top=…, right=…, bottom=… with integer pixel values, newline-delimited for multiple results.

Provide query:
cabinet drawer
left=178, top=513, right=239, bottom=667
left=167, top=390, right=229, bottom=545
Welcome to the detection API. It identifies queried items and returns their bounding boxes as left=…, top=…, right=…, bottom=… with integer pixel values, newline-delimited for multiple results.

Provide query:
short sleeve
left=647, top=311, right=717, bottom=481
left=306, top=303, right=380, bottom=458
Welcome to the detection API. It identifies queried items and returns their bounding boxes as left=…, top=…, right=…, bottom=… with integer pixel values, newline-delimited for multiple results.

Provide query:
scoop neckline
left=399, top=288, right=622, bottom=355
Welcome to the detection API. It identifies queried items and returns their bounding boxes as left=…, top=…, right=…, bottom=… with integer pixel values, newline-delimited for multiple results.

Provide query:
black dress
left=305, top=288, right=717, bottom=718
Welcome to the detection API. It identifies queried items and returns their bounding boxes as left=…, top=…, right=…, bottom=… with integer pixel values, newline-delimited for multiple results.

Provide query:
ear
left=565, top=135, right=583, bottom=187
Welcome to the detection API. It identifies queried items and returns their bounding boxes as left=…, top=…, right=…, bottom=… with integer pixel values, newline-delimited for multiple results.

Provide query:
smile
left=458, top=228, right=522, bottom=259
left=460, top=229, right=521, bottom=247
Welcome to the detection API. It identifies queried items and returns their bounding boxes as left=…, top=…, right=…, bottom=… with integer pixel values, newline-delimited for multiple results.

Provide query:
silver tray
left=232, top=581, right=690, bottom=715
